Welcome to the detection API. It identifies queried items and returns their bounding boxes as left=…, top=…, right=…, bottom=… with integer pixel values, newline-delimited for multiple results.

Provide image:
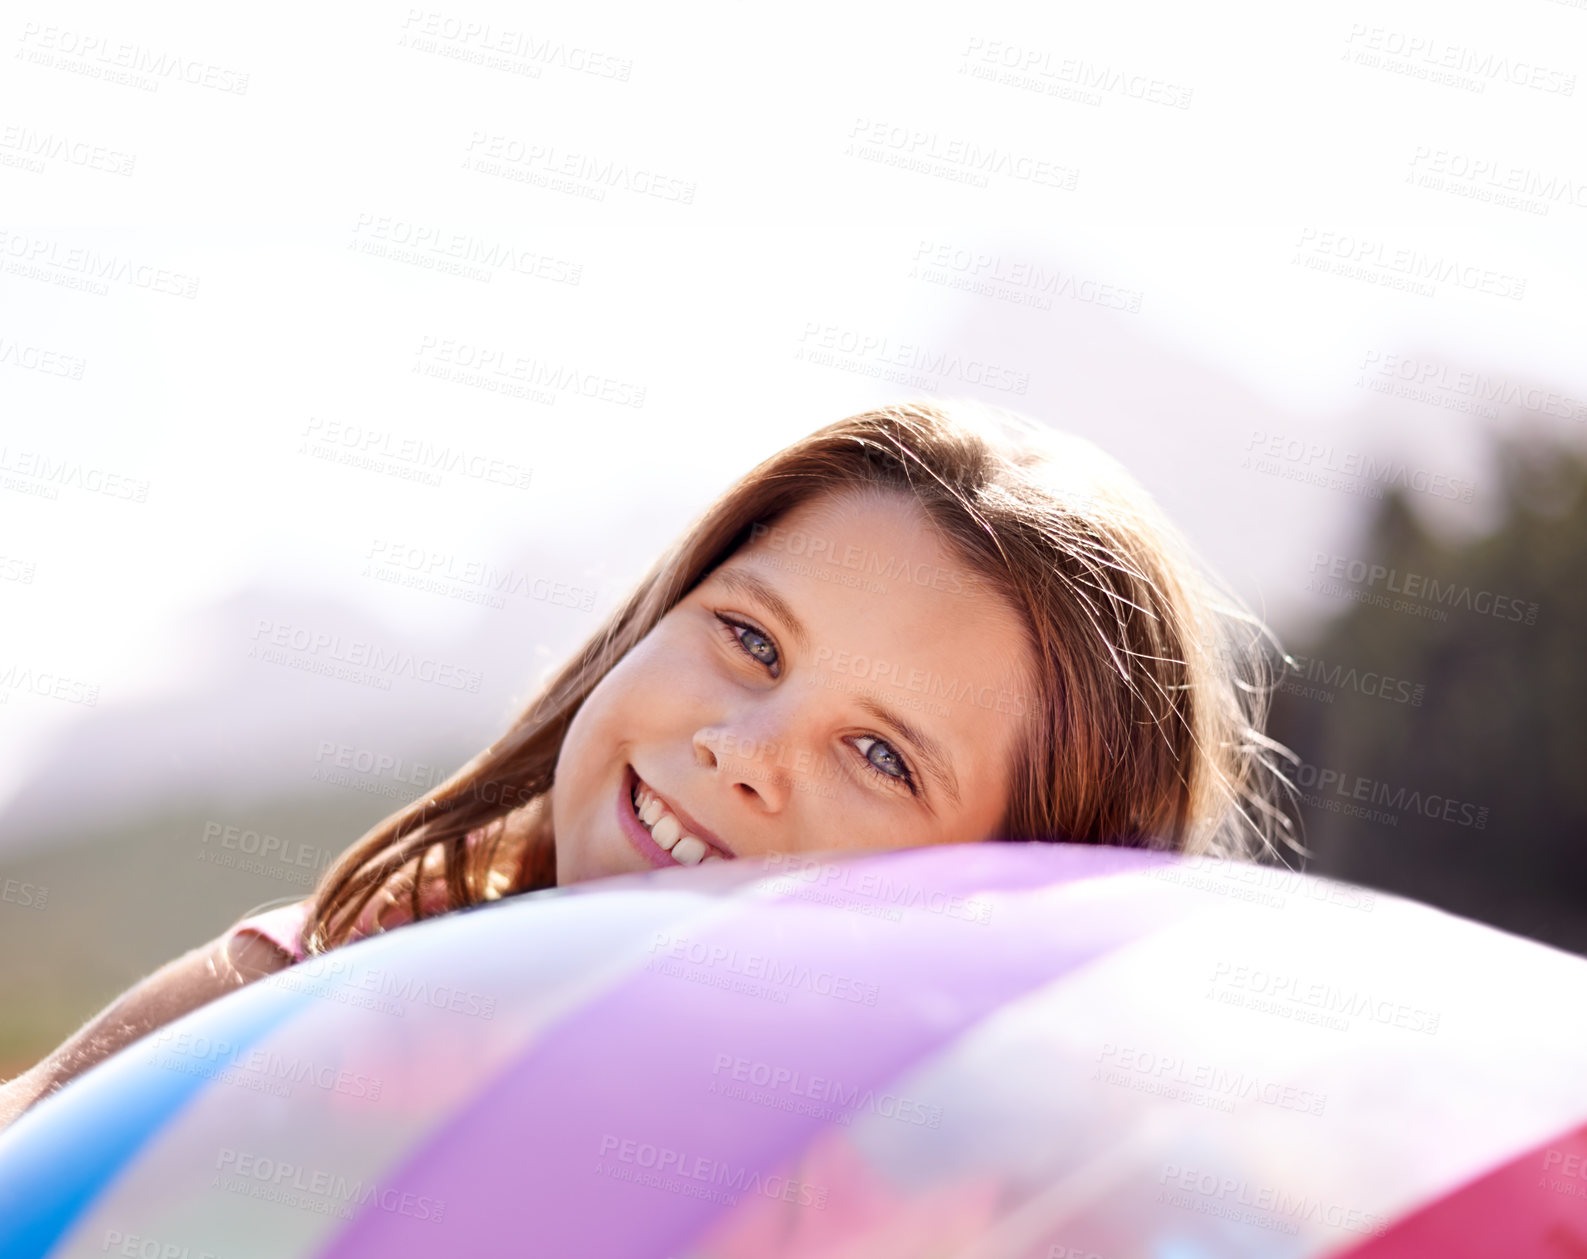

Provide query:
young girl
left=0, top=398, right=1298, bottom=1127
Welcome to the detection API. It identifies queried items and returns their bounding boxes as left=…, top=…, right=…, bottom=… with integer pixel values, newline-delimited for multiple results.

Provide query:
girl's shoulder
left=229, top=899, right=312, bottom=965
left=227, top=823, right=520, bottom=965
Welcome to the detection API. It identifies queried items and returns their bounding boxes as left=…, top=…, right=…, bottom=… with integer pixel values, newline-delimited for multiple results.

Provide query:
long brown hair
left=300, top=400, right=1300, bottom=955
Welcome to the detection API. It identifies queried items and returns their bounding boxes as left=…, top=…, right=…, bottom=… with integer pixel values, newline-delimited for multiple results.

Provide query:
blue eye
left=716, top=613, right=779, bottom=672
left=851, top=735, right=917, bottom=793
left=712, top=613, right=919, bottom=797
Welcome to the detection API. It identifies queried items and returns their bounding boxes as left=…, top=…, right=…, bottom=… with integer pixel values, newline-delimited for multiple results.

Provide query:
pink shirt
left=229, top=826, right=501, bottom=964
left=232, top=900, right=313, bottom=963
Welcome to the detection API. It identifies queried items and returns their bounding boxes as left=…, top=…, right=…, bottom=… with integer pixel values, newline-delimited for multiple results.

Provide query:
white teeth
left=650, top=814, right=682, bottom=849
left=632, top=773, right=729, bottom=862
left=671, top=836, right=708, bottom=865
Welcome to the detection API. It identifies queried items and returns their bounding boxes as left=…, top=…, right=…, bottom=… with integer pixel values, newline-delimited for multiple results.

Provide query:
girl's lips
left=617, top=764, right=737, bottom=868
left=618, top=764, right=685, bottom=870
left=631, top=767, right=736, bottom=859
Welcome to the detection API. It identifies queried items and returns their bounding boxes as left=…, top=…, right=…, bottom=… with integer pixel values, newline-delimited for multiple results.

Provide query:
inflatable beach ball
left=3, top=840, right=1587, bottom=1258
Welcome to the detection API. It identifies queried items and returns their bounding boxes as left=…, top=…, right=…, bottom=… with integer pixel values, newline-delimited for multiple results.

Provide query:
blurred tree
left=1267, top=425, right=1587, bottom=956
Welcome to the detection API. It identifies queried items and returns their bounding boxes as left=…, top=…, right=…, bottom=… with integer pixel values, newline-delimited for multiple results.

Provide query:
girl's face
left=549, top=486, right=1036, bottom=885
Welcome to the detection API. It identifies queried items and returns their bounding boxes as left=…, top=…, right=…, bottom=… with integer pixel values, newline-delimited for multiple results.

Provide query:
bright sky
left=3, top=0, right=1585, bottom=819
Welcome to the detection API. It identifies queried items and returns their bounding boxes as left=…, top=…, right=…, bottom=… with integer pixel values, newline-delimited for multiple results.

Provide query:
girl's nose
left=693, top=725, right=798, bottom=813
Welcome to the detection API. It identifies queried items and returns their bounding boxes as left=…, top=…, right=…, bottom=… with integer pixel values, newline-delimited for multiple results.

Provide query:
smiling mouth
left=629, top=769, right=731, bottom=864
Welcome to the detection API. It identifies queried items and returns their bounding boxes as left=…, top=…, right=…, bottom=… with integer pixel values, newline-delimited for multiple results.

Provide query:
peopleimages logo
left=846, top=118, right=1080, bottom=191
left=151, top=1028, right=382, bottom=1100
left=247, top=619, right=484, bottom=693
left=911, top=239, right=1145, bottom=312
left=796, top=320, right=1031, bottom=395
left=0, top=445, right=150, bottom=502
left=285, top=953, right=497, bottom=1019
left=748, top=521, right=981, bottom=596
left=1358, top=350, right=1587, bottom=421
left=647, top=932, right=880, bottom=1006
left=1292, top=760, right=1488, bottom=830
left=597, top=1134, right=829, bottom=1209
left=709, top=1053, right=943, bottom=1127
left=398, top=12, right=632, bottom=80
left=1307, top=551, right=1539, bottom=625
left=1157, top=1163, right=1390, bottom=1237
left=1095, top=1042, right=1328, bottom=1116
left=1341, top=25, right=1576, bottom=96
left=811, top=645, right=1028, bottom=717
left=1281, top=653, right=1425, bottom=706
left=214, top=1148, right=444, bottom=1221
left=0, top=664, right=99, bottom=707
left=1292, top=227, right=1525, bottom=301
left=16, top=23, right=251, bottom=94
left=1208, top=961, right=1441, bottom=1035
left=0, top=227, right=201, bottom=297
left=959, top=37, right=1195, bottom=108
left=1245, top=430, right=1475, bottom=502
left=0, top=125, right=136, bottom=175
left=760, top=852, right=996, bottom=924
left=304, top=416, right=535, bottom=488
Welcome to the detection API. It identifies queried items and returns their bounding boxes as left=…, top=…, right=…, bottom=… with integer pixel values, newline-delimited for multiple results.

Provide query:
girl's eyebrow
left=712, top=565, right=810, bottom=651
left=851, top=695, right=963, bottom=810
left=711, top=562, right=962, bottom=809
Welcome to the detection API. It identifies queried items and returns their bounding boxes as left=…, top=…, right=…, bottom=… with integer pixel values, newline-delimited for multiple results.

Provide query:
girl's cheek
left=638, top=632, right=706, bottom=685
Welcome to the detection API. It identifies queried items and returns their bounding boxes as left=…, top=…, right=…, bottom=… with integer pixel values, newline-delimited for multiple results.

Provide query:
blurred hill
left=0, top=559, right=597, bottom=857
left=0, top=570, right=592, bottom=1074
left=0, top=789, right=416, bottom=1075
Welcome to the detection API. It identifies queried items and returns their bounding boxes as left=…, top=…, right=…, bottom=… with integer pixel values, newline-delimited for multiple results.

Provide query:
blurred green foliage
left=1269, top=427, right=1587, bottom=955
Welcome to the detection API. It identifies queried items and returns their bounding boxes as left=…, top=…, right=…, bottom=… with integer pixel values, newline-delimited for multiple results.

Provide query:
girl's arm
left=0, top=926, right=294, bottom=1132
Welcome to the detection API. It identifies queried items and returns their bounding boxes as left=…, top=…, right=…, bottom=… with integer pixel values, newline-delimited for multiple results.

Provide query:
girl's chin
left=556, top=837, right=636, bottom=887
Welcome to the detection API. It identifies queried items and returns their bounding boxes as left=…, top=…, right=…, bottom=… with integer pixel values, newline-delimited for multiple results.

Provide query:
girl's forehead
left=747, top=486, right=964, bottom=568
left=709, top=498, right=1033, bottom=699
